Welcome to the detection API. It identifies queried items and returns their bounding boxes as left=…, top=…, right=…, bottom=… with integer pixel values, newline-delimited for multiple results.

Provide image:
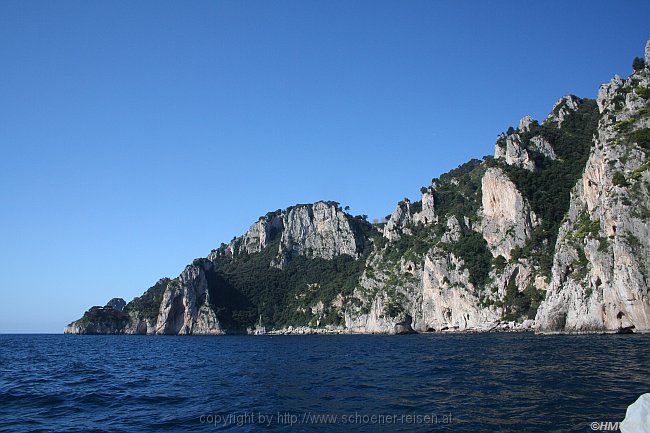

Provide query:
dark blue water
left=0, top=334, right=647, bottom=432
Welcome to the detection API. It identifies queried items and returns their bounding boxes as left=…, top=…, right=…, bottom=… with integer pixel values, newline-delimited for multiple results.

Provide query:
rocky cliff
left=67, top=201, right=376, bottom=335
left=66, top=39, right=650, bottom=335
left=479, top=167, right=538, bottom=259
left=535, top=45, right=650, bottom=333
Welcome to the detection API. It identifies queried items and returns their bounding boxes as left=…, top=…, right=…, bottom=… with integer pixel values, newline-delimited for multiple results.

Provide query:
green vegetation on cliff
left=75, top=306, right=129, bottom=332
left=497, top=99, right=600, bottom=276
left=206, top=216, right=377, bottom=331
left=432, top=158, right=486, bottom=220
left=446, top=228, right=493, bottom=290
left=498, top=281, right=545, bottom=322
left=125, top=278, right=171, bottom=322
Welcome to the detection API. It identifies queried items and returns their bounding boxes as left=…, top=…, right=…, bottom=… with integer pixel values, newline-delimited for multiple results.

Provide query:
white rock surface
left=155, top=263, right=223, bottom=335
left=518, top=115, right=535, bottom=132
left=413, top=188, right=437, bottom=225
left=546, top=95, right=582, bottom=127
left=274, top=202, right=363, bottom=267
left=536, top=57, right=650, bottom=333
left=234, top=213, right=283, bottom=255
left=383, top=200, right=413, bottom=241
left=494, top=133, right=536, bottom=171
left=530, top=136, right=557, bottom=160
left=480, top=167, right=537, bottom=259
left=419, top=250, right=500, bottom=331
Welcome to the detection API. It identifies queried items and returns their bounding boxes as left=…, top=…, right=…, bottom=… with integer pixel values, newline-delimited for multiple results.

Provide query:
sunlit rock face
left=536, top=51, right=650, bottom=334
left=273, top=201, right=364, bottom=268
left=546, top=95, right=583, bottom=127
left=383, top=200, right=413, bottom=241
left=494, top=133, right=536, bottom=171
left=479, top=167, right=538, bottom=259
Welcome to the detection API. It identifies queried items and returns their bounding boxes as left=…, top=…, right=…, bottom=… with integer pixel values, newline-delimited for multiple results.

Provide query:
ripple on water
left=0, top=333, right=648, bottom=433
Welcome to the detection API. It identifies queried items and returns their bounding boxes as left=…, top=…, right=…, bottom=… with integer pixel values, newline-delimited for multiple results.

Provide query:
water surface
left=0, top=333, right=647, bottom=432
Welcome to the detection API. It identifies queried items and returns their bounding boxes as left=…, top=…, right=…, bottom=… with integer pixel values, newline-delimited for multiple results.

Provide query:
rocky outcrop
left=383, top=200, right=413, bottom=241
left=441, top=215, right=462, bottom=243
left=536, top=54, right=650, bottom=334
left=479, top=167, right=538, bottom=259
left=529, top=136, right=556, bottom=160
left=596, top=75, right=624, bottom=113
left=494, top=115, right=557, bottom=170
left=413, top=188, right=437, bottom=225
left=274, top=202, right=364, bottom=268
left=153, top=262, right=223, bottom=335
left=229, top=213, right=283, bottom=256
left=105, top=298, right=126, bottom=312
left=64, top=318, right=124, bottom=335
left=206, top=201, right=367, bottom=269
left=519, top=115, right=535, bottom=132
left=494, top=133, right=536, bottom=171
left=64, top=303, right=129, bottom=335
left=546, top=95, right=582, bottom=127
left=418, top=250, right=500, bottom=332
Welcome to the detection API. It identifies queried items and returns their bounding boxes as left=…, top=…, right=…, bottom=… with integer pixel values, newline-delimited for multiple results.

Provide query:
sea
left=0, top=333, right=648, bottom=432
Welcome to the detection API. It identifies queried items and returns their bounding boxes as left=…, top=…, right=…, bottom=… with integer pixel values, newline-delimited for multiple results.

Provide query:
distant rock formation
left=105, top=298, right=126, bottom=311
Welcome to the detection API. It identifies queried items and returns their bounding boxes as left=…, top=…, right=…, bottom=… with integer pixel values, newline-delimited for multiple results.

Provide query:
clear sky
left=1, top=1, right=648, bottom=333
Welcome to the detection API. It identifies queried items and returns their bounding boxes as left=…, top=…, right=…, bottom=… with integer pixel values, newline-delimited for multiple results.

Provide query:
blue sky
left=1, top=1, right=648, bottom=333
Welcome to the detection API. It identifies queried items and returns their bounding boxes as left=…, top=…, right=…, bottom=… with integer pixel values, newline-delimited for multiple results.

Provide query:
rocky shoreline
left=65, top=318, right=585, bottom=336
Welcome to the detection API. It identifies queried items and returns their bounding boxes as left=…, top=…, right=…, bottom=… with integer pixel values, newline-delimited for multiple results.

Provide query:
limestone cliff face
left=208, top=201, right=366, bottom=269
left=413, top=188, right=437, bottom=225
left=530, top=136, right=557, bottom=160
left=274, top=202, right=365, bottom=268
left=494, top=132, right=536, bottom=171
left=420, top=221, right=476, bottom=330
left=345, top=213, right=514, bottom=334
left=546, top=95, right=582, bottom=127
left=225, top=213, right=283, bottom=257
left=383, top=200, right=413, bottom=241
left=536, top=57, right=650, bottom=333
left=418, top=249, right=500, bottom=332
left=479, top=167, right=538, bottom=259
left=152, top=262, right=223, bottom=335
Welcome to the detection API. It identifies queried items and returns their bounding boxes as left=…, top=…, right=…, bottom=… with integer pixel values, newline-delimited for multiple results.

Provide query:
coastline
left=64, top=322, right=648, bottom=336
